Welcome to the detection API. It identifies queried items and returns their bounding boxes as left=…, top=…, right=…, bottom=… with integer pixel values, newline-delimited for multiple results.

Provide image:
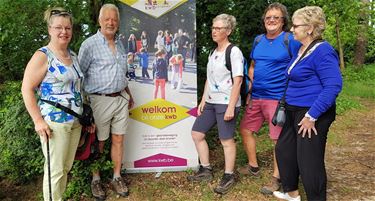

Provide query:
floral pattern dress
left=38, top=47, right=83, bottom=123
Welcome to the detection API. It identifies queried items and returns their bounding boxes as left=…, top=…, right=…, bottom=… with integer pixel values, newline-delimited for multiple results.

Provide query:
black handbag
left=40, top=99, right=94, bottom=126
left=40, top=99, right=99, bottom=160
left=272, top=98, right=287, bottom=127
left=272, top=77, right=288, bottom=127
left=79, top=103, right=94, bottom=126
left=272, top=39, right=324, bottom=127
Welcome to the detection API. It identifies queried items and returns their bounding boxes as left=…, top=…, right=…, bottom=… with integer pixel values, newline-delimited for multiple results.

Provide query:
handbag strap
left=280, top=39, right=323, bottom=105
left=40, top=99, right=81, bottom=119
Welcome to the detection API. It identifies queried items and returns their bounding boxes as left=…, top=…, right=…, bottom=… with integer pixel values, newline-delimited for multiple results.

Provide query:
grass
left=341, top=82, right=375, bottom=98
left=2, top=64, right=375, bottom=200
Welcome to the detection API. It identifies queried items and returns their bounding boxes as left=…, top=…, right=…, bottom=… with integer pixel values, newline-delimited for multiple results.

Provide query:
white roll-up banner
left=118, top=0, right=198, bottom=173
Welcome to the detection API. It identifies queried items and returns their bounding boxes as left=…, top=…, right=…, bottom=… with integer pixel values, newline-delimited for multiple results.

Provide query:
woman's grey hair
left=213, top=13, right=237, bottom=34
left=292, top=6, right=326, bottom=39
left=44, top=7, right=73, bottom=26
left=99, top=3, right=120, bottom=21
left=262, top=2, right=289, bottom=31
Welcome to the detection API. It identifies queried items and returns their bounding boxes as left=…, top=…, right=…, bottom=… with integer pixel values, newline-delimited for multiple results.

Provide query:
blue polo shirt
left=251, top=32, right=301, bottom=100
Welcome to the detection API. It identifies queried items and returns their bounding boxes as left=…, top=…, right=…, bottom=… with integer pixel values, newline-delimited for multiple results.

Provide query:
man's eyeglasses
left=211, top=26, right=228, bottom=32
left=291, top=24, right=309, bottom=29
left=50, top=10, right=71, bottom=17
left=264, top=16, right=283, bottom=21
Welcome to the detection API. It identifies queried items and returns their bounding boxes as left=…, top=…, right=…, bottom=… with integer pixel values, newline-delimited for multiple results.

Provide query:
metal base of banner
left=155, top=172, right=162, bottom=178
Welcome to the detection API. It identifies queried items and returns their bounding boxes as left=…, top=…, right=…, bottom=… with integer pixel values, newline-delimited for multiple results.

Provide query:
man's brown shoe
left=91, top=180, right=105, bottom=200
left=260, top=176, right=281, bottom=195
left=238, top=165, right=260, bottom=176
left=111, top=177, right=129, bottom=197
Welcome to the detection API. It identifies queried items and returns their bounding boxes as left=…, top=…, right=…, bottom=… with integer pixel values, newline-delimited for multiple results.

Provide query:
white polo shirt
left=206, top=46, right=243, bottom=107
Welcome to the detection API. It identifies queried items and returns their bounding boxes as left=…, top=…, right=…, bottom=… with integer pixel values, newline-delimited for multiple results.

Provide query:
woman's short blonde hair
left=44, top=7, right=72, bottom=26
left=212, top=13, right=237, bottom=34
left=292, top=6, right=326, bottom=40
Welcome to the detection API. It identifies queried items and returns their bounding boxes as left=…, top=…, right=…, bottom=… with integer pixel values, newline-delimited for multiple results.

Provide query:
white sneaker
left=273, top=191, right=301, bottom=201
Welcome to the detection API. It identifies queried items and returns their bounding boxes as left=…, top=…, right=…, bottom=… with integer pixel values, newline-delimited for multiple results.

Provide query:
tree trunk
left=335, top=15, right=345, bottom=70
left=90, top=0, right=101, bottom=26
left=353, top=0, right=370, bottom=68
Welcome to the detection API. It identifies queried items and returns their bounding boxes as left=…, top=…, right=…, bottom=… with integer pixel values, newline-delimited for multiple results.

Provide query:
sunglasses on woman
left=50, top=10, right=71, bottom=17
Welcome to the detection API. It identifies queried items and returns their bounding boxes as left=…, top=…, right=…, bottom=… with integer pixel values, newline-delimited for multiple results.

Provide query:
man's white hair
left=99, top=4, right=120, bottom=21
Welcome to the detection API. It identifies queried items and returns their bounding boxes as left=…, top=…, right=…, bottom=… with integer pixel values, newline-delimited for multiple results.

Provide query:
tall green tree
left=353, top=0, right=371, bottom=68
left=312, top=0, right=361, bottom=69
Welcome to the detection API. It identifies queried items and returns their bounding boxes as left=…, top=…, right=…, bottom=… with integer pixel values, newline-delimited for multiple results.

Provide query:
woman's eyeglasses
left=50, top=10, right=71, bottom=17
left=291, top=24, right=309, bottom=29
left=211, top=26, right=228, bottom=32
left=50, top=26, right=72, bottom=32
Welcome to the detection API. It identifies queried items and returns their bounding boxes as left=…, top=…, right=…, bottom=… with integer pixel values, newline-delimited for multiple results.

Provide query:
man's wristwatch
left=305, top=113, right=317, bottom=122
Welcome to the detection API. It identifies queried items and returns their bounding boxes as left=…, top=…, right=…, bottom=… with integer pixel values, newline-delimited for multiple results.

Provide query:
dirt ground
left=325, top=99, right=375, bottom=201
left=0, top=99, right=374, bottom=201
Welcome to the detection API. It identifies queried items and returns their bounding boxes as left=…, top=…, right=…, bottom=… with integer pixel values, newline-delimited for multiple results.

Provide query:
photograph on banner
left=117, top=0, right=198, bottom=173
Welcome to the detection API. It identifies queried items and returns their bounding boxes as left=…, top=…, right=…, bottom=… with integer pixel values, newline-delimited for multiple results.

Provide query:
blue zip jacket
left=286, top=41, right=343, bottom=119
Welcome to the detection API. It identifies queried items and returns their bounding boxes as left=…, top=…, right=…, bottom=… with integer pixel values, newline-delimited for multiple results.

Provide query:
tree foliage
left=196, top=0, right=375, bottom=72
left=0, top=0, right=117, bottom=82
left=0, top=82, right=43, bottom=183
left=0, top=0, right=50, bottom=82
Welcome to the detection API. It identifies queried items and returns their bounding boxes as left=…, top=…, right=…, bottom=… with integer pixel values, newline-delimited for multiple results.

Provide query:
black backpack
left=252, top=32, right=292, bottom=58
left=210, top=44, right=251, bottom=106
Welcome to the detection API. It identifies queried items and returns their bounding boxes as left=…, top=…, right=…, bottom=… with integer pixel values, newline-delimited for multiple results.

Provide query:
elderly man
left=78, top=4, right=134, bottom=199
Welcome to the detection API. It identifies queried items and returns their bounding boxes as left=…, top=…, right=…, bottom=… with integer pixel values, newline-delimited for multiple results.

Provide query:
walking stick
left=46, top=136, right=52, bottom=201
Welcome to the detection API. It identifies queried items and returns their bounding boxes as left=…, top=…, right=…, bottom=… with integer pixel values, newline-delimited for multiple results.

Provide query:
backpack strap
left=225, top=43, right=235, bottom=83
left=249, top=34, right=263, bottom=61
left=283, top=32, right=292, bottom=58
left=254, top=34, right=263, bottom=47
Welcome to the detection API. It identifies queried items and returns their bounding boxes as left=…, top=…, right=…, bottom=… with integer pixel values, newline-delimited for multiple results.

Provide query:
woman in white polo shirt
left=187, top=13, right=244, bottom=195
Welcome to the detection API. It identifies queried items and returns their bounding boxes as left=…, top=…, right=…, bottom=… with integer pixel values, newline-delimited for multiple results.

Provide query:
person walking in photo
left=21, top=7, right=88, bottom=200
left=137, top=48, right=150, bottom=79
left=169, top=54, right=183, bottom=90
left=164, top=30, right=173, bottom=65
left=273, top=6, right=343, bottom=201
left=127, top=53, right=137, bottom=81
left=187, top=13, right=243, bottom=195
left=238, top=2, right=301, bottom=195
left=78, top=4, right=134, bottom=200
left=174, top=28, right=190, bottom=68
left=153, top=49, right=168, bottom=99
left=128, top=33, right=137, bottom=53
left=140, top=30, right=150, bottom=52
left=154, top=30, right=165, bottom=51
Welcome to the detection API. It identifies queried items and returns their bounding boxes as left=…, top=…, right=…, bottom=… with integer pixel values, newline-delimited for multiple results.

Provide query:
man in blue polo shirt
left=238, top=2, right=301, bottom=195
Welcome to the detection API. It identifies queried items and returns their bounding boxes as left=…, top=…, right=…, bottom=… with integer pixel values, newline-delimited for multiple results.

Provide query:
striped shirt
left=78, top=30, right=128, bottom=94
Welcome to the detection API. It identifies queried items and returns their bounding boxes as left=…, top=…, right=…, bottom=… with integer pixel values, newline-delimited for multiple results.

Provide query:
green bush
left=64, top=142, right=114, bottom=200
left=336, top=94, right=362, bottom=115
left=0, top=81, right=44, bottom=183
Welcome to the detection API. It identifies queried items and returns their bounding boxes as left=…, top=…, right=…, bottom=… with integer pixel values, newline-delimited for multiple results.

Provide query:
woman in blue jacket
left=273, top=6, right=343, bottom=201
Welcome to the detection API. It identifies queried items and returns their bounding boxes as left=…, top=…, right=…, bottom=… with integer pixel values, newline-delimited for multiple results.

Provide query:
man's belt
left=92, top=91, right=121, bottom=97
